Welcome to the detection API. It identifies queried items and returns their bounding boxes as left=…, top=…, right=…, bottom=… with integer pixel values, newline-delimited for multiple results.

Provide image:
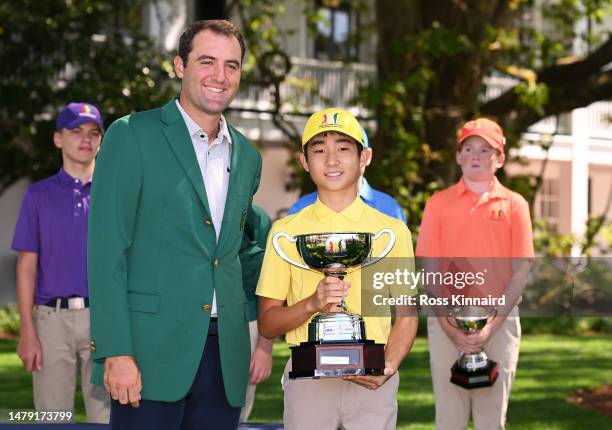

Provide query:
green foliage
left=0, top=306, right=20, bottom=337
left=0, top=0, right=177, bottom=196
left=514, top=82, right=550, bottom=115
left=365, top=19, right=478, bottom=230
left=230, top=0, right=293, bottom=81
left=533, top=219, right=576, bottom=256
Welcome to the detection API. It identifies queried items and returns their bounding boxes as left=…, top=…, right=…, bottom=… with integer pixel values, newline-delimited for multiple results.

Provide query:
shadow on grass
left=0, top=340, right=17, bottom=354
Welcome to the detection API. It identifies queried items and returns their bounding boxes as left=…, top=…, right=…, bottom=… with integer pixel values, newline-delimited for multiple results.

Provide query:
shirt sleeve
left=11, top=188, right=40, bottom=253
left=88, top=117, right=142, bottom=361
left=256, top=222, right=292, bottom=301
left=389, top=224, right=417, bottom=298
left=415, top=196, right=441, bottom=257
left=511, top=196, right=535, bottom=258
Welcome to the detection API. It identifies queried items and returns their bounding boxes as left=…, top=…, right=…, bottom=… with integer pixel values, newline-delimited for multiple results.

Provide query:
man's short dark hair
left=178, top=20, right=246, bottom=66
left=303, top=133, right=363, bottom=161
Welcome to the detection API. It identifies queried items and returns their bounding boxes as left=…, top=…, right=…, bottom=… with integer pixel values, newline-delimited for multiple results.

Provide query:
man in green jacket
left=88, top=20, right=263, bottom=429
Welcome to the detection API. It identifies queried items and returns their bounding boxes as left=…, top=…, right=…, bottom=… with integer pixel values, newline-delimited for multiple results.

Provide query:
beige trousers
left=282, top=358, right=399, bottom=430
left=427, top=308, right=521, bottom=430
left=32, top=305, right=110, bottom=423
left=239, top=319, right=259, bottom=422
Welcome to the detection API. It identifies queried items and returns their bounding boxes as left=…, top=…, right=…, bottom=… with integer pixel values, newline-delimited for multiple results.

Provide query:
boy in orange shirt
left=416, top=118, right=534, bottom=430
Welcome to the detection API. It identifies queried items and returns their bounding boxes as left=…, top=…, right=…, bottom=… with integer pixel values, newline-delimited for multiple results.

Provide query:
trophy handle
left=447, top=316, right=460, bottom=329
left=272, top=232, right=309, bottom=270
left=362, top=228, right=396, bottom=267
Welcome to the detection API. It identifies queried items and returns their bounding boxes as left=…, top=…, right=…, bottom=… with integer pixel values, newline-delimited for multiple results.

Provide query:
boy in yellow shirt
left=256, top=108, right=418, bottom=430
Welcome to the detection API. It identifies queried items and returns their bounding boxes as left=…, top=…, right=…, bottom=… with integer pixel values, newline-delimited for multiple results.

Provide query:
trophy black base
left=450, top=360, right=498, bottom=389
left=289, top=340, right=385, bottom=379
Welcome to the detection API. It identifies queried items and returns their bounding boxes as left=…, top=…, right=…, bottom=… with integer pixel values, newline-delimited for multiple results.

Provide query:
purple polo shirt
left=11, top=168, right=91, bottom=304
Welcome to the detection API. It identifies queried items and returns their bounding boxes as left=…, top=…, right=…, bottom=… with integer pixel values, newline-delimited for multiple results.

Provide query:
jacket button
left=90, top=341, right=96, bottom=352
left=213, top=259, right=219, bottom=268
left=203, top=219, right=212, bottom=225
left=201, top=304, right=211, bottom=312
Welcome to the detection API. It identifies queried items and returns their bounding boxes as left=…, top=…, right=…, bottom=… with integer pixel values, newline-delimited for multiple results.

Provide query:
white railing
left=233, top=57, right=376, bottom=116
left=233, top=58, right=612, bottom=139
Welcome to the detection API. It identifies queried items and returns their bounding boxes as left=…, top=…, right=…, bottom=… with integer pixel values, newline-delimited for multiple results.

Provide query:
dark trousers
left=110, top=320, right=240, bottom=430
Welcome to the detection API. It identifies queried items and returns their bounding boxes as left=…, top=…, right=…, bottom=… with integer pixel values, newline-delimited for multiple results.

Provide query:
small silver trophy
left=447, top=305, right=498, bottom=389
left=272, top=230, right=395, bottom=378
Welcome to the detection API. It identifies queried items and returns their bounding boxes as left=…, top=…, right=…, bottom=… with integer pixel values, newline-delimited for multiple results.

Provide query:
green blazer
left=88, top=100, right=263, bottom=406
left=242, top=205, right=272, bottom=322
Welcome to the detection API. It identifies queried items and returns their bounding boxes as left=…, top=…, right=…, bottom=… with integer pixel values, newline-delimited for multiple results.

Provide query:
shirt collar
left=311, top=195, right=367, bottom=223
left=175, top=99, right=232, bottom=145
left=57, top=167, right=91, bottom=187
left=359, top=178, right=374, bottom=203
left=455, top=178, right=469, bottom=196
left=488, top=177, right=510, bottom=200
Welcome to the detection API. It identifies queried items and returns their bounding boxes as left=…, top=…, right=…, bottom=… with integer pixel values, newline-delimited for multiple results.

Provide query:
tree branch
left=538, top=37, right=612, bottom=85
left=481, top=36, right=612, bottom=135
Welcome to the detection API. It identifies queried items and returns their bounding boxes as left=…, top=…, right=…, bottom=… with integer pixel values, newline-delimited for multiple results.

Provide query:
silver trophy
left=272, top=230, right=395, bottom=378
left=447, top=305, right=498, bottom=389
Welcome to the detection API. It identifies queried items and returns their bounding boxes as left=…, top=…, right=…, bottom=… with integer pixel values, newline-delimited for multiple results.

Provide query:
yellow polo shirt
left=256, top=197, right=414, bottom=345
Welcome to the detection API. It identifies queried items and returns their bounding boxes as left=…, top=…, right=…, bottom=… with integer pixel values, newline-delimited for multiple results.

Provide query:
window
left=314, top=0, right=358, bottom=61
left=538, top=179, right=560, bottom=229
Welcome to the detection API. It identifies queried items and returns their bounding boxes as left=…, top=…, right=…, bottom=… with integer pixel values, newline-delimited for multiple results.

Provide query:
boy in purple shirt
left=11, top=103, right=110, bottom=423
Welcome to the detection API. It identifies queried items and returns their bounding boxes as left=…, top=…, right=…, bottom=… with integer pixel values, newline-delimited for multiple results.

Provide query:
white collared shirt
left=176, top=100, right=232, bottom=316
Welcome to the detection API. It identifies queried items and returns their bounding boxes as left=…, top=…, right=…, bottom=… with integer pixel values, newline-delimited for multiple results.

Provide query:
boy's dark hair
left=303, top=132, right=363, bottom=161
left=178, top=20, right=246, bottom=66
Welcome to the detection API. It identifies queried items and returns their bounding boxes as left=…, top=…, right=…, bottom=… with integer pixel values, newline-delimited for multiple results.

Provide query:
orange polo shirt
left=416, top=178, right=534, bottom=300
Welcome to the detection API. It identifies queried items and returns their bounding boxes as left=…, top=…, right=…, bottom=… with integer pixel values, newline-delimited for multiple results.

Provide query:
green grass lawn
left=1, top=335, right=610, bottom=428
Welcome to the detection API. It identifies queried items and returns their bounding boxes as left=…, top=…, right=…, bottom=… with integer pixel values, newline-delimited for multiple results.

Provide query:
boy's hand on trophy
left=449, top=328, right=480, bottom=354
left=343, top=362, right=396, bottom=390
left=307, top=275, right=350, bottom=313
left=465, top=324, right=493, bottom=351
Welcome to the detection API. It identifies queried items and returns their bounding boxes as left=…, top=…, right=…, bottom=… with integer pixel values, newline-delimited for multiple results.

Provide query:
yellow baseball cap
left=301, top=108, right=364, bottom=147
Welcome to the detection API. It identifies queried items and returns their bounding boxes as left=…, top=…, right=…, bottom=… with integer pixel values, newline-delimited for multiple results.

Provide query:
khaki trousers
left=32, top=305, right=110, bottom=423
left=282, top=358, right=399, bottom=430
left=239, top=319, right=259, bottom=422
left=427, top=308, right=521, bottom=430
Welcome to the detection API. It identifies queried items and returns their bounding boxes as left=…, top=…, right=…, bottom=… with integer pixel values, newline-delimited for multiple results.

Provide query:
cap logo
left=320, top=112, right=342, bottom=129
left=78, top=104, right=96, bottom=119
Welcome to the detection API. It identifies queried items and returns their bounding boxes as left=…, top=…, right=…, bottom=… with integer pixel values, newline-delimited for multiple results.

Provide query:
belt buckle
left=68, top=297, right=85, bottom=310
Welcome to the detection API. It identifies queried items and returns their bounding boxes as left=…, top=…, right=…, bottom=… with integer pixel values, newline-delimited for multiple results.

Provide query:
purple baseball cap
left=56, top=102, right=104, bottom=132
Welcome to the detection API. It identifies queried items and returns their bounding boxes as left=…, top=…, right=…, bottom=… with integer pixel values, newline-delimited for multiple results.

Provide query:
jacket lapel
left=217, top=125, right=243, bottom=247
left=161, top=100, right=212, bottom=218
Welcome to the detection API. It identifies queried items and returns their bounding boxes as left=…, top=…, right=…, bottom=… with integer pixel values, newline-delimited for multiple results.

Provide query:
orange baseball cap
left=458, top=118, right=505, bottom=152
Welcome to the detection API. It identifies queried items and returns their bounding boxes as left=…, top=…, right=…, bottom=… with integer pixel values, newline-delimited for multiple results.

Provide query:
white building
left=0, top=0, right=610, bottom=303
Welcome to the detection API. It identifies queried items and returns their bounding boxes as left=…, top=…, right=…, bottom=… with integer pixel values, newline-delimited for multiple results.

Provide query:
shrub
left=0, top=305, right=20, bottom=337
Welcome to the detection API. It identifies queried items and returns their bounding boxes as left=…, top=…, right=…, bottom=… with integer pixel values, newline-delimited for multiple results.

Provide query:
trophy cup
left=272, top=230, right=395, bottom=379
left=447, top=305, right=498, bottom=389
